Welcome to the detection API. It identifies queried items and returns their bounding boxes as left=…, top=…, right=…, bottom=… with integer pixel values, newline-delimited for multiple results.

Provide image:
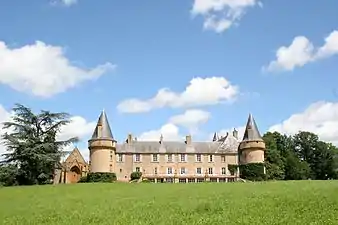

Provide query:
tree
left=293, top=132, right=338, bottom=180
left=0, top=104, right=78, bottom=185
left=284, top=151, right=311, bottom=180
left=263, top=132, right=285, bottom=180
left=263, top=130, right=338, bottom=181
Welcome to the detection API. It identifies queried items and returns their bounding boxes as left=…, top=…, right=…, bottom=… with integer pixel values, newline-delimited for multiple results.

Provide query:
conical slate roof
left=242, top=114, right=262, bottom=141
left=91, top=110, right=114, bottom=140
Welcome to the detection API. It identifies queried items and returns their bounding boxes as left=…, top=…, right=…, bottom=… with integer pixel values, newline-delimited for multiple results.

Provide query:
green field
left=0, top=181, right=337, bottom=225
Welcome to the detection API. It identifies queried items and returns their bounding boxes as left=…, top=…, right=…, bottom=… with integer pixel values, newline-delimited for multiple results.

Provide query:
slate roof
left=90, top=110, right=114, bottom=140
left=116, top=134, right=239, bottom=154
left=242, top=113, right=263, bottom=142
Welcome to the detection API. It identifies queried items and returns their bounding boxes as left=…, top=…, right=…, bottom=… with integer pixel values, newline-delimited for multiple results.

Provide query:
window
left=154, top=167, right=158, bottom=175
left=118, top=154, right=123, bottom=162
left=196, top=154, right=201, bottom=162
left=135, top=154, right=140, bottom=162
left=119, top=168, right=122, bottom=173
left=110, top=155, right=113, bottom=160
left=221, top=155, right=226, bottom=162
left=208, top=167, right=213, bottom=174
left=136, top=167, right=140, bottom=172
left=167, top=167, right=173, bottom=174
left=166, top=178, right=173, bottom=183
left=180, top=154, right=186, bottom=162
left=152, top=154, right=158, bottom=162
left=221, top=167, right=226, bottom=175
left=180, top=167, right=186, bottom=174
left=167, top=154, right=173, bottom=162
left=196, top=167, right=202, bottom=174
left=209, top=155, right=213, bottom=162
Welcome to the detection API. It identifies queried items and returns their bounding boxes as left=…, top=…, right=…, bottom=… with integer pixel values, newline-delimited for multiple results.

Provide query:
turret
left=88, top=110, right=116, bottom=173
left=238, top=114, right=265, bottom=164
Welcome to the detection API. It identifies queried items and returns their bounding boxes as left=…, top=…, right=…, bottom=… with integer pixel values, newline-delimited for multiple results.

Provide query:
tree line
left=0, top=104, right=338, bottom=186
left=263, top=131, right=338, bottom=180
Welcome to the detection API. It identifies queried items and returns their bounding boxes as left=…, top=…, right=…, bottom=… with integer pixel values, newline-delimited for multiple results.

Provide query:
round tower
left=88, top=110, right=116, bottom=173
left=238, top=114, right=265, bottom=165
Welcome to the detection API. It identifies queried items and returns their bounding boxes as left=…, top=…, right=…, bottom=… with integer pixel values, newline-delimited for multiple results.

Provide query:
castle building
left=55, top=111, right=265, bottom=184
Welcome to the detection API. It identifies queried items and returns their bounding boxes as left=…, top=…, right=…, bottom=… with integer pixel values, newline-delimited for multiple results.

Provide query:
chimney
left=233, top=128, right=238, bottom=139
left=185, top=135, right=192, bottom=145
left=127, top=133, right=133, bottom=144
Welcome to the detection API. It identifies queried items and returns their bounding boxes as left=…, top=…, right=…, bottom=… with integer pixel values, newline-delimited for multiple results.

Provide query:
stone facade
left=85, top=111, right=266, bottom=183
left=55, top=147, right=89, bottom=184
left=56, top=111, right=265, bottom=184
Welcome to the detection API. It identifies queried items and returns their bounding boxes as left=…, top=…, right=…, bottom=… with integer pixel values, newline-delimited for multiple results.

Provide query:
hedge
left=78, top=172, right=116, bottom=183
left=239, top=163, right=266, bottom=181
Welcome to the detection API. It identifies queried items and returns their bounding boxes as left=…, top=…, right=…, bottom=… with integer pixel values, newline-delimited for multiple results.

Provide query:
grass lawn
left=0, top=181, right=337, bottom=225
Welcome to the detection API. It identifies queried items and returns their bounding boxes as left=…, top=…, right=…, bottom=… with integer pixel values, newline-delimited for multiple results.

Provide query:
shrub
left=141, top=179, right=151, bottom=183
left=228, top=164, right=237, bottom=175
left=78, top=176, right=88, bottom=183
left=239, top=163, right=266, bottom=181
left=78, top=172, right=116, bottom=183
left=130, top=171, right=142, bottom=181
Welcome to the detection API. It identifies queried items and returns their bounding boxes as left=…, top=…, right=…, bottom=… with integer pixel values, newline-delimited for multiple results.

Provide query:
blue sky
left=0, top=0, right=338, bottom=158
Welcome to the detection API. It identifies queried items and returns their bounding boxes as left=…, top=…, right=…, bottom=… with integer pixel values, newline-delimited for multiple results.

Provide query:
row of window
left=148, top=178, right=236, bottom=183
left=134, top=166, right=235, bottom=176
left=114, top=153, right=228, bottom=163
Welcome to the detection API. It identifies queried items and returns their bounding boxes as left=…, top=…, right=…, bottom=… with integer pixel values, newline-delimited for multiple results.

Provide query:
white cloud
left=50, top=0, right=78, bottom=7
left=138, top=123, right=183, bottom=142
left=117, top=77, right=239, bottom=113
left=0, top=105, right=12, bottom=158
left=169, top=109, right=210, bottom=129
left=264, top=30, right=338, bottom=72
left=0, top=40, right=115, bottom=97
left=269, top=101, right=338, bottom=145
left=138, top=109, right=212, bottom=141
left=191, top=0, right=262, bottom=33
left=62, top=0, right=78, bottom=6
left=0, top=104, right=95, bottom=162
left=57, top=116, right=96, bottom=142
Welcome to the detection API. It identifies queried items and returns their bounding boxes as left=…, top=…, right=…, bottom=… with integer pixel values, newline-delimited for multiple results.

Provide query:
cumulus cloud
left=169, top=109, right=210, bottom=129
left=117, top=77, right=239, bottom=113
left=263, top=30, right=338, bottom=72
left=138, top=109, right=211, bottom=141
left=269, top=101, right=338, bottom=145
left=0, top=40, right=115, bottom=97
left=0, top=104, right=95, bottom=161
left=138, top=123, right=183, bottom=142
left=191, top=0, right=262, bottom=33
